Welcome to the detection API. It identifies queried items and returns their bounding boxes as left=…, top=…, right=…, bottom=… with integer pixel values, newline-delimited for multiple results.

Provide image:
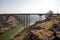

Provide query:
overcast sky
left=0, top=0, right=60, bottom=13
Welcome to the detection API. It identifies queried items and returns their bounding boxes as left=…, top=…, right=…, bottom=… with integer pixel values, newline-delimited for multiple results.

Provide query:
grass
left=56, top=15, right=60, bottom=18
left=0, top=24, right=25, bottom=40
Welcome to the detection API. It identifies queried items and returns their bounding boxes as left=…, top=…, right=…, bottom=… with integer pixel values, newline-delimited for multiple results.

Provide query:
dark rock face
left=29, top=26, right=60, bottom=40
left=28, top=18, right=60, bottom=40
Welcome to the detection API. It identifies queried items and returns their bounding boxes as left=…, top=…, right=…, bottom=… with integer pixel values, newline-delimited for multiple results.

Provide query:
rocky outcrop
left=29, top=18, right=60, bottom=40
left=0, top=15, right=18, bottom=33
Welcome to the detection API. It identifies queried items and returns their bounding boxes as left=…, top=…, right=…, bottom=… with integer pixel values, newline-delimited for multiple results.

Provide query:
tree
left=45, top=10, right=53, bottom=19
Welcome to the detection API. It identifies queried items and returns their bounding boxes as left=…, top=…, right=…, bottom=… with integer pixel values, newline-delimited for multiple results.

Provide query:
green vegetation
left=56, top=15, right=60, bottom=18
left=0, top=24, right=25, bottom=40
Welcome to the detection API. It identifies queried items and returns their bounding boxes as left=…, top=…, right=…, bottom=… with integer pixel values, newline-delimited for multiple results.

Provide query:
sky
left=0, top=0, right=60, bottom=14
